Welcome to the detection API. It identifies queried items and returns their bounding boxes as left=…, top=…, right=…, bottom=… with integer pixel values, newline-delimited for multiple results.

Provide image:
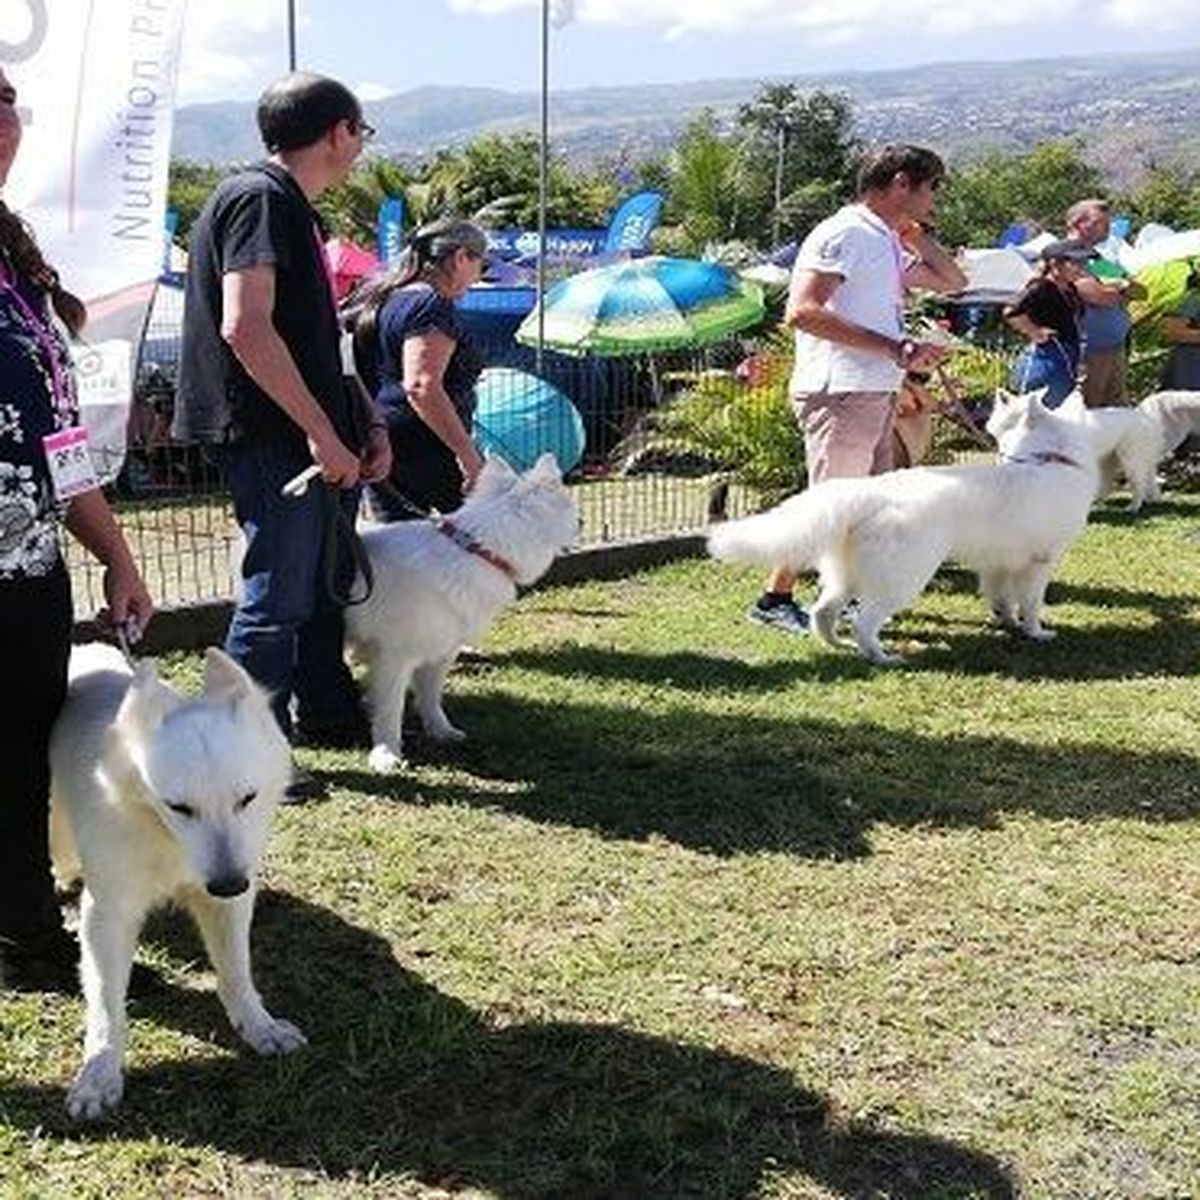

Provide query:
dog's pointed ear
left=203, top=647, right=258, bottom=703
left=1059, top=389, right=1085, bottom=414
left=526, top=452, right=562, bottom=485
left=471, top=453, right=518, bottom=500
left=117, top=660, right=181, bottom=734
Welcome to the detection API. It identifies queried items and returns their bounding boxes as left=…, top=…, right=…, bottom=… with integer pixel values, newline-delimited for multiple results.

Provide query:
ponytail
left=0, top=201, right=87, bottom=337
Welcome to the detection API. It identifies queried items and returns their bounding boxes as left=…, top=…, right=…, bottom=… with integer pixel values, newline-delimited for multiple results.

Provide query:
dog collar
left=435, top=517, right=518, bottom=581
left=1003, top=451, right=1081, bottom=468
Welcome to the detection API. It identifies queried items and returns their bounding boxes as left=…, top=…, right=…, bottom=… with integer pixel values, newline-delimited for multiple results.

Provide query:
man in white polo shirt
left=749, top=144, right=967, bottom=634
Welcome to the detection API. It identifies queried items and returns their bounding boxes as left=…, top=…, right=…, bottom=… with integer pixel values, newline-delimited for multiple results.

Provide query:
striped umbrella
left=516, top=256, right=766, bottom=356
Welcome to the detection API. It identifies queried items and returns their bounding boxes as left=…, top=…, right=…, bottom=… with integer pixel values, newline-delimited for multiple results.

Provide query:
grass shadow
left=0, top=890, right=1016, bottom=1199
left=317, top=669, right=1200, bottom=862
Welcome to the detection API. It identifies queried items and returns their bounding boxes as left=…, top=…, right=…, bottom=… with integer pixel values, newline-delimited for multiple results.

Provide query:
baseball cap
left=1039, top=238, right=1096, bottom=263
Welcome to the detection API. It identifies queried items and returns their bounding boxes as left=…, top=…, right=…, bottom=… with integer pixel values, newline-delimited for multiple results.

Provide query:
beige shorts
left=1082, top=348, right=1129, bottom=407
left=790, top=390, right=895, bottom=485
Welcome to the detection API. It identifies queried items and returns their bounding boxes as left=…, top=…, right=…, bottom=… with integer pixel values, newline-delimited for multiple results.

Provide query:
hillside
left=171, top=47, right=1200, bottom=186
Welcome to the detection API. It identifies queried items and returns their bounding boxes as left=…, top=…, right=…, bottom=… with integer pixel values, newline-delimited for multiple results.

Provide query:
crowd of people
left=2, top=63, right=1196, bottom=992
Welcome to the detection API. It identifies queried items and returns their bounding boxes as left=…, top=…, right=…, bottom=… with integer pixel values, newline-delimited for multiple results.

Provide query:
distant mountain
left=171, top=48, right=1200, bottom=187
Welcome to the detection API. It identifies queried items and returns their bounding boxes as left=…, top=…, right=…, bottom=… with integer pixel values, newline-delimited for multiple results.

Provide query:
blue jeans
left=1010, top=343, right=1078, bottom=409
left=222, top=438, right=362, bottom=738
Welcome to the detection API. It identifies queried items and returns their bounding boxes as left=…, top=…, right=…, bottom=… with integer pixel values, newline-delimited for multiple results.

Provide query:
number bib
left=43, top=426, right=99, bottom=501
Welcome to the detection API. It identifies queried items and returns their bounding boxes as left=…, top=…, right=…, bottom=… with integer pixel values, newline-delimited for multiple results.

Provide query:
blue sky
left=175, top=0, right=1200, bottom=105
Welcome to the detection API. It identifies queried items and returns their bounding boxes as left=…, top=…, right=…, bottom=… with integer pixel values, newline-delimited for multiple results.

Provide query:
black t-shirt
left=1005, top=277, right=1082, bottom=361
left=174, top=162, right=358, bottom=449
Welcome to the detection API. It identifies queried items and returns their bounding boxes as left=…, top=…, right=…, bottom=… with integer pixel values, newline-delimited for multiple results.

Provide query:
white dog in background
left=346, top=453, right=578, bottom=773
left=1138, top=389, right=1200, bottom=460
left=49, top=644, right=304, bottom=1120
left=1056, top=390, right=1162, bottom=511
left=709, top=391, right=1097, bottom=665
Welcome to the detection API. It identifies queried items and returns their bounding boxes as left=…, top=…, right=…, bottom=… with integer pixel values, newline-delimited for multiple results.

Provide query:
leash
left=280, top=464, right=374, bottom=607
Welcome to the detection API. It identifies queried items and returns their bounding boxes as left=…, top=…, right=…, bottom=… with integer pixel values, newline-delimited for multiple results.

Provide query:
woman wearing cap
left=1003, top=238, right=1093, bottom=408
left=350, top=218, right=488, bottom=520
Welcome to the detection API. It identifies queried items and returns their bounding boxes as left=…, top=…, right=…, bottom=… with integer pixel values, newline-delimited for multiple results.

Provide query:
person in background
left=0, top=66, right=155, bottom=991
left=1065, top=198, right=1144, bottom=407
left=174, top=72, right=391, bottom=793
left=1004, top=238, right=1092, bottom=408
left=748, top=144, right=967, bottom=635
left=1158, top=266, right=1200, bottom=391
left=349, top=218, right=488, bottom=521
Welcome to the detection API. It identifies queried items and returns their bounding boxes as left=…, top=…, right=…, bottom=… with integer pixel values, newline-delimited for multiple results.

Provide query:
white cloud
left=355, top=81, right=395, bottom=102
left=448, top=0, right=1197, bottom=39
left=176, top=0, right=290, bottom=103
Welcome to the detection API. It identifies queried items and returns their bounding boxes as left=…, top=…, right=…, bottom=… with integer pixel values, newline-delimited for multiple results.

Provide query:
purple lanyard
left=0, top=259, right=74, bottom=421
left=310, top=223, right=339, bottom=317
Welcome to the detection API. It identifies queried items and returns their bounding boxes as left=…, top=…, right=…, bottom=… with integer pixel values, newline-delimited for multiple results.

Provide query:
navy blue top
left=0, top=260, right=79, bottom=580
left=366, top=283, right=484, bottom=425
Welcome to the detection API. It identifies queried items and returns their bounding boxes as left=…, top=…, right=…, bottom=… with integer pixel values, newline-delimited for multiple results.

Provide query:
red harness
left=435, top=518, right=518, bottom=581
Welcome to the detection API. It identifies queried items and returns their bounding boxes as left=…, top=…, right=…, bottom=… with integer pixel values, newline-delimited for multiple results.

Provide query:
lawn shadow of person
left=3, top=890, right=1016, bottom=1199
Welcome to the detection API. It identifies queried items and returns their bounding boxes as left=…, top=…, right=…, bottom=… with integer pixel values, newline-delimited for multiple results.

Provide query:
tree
left=167, top=160, right=231, bottom=245
left=1120, top=162, right=1200, bottom=230
left=936, top=141, right=1104, bottom=248
left=663, top=111, right=741, bottom=254
left=735, top=86, right=860, bottom=247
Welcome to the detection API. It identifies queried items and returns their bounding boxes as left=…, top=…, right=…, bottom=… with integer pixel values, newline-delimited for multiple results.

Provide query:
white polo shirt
left=788, top=202, right=908, bottom=395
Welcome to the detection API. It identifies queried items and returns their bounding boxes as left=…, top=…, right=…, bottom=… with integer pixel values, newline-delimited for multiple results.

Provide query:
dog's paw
left=66, top=1050, right=124, bottom=1120
left=1022, top=626, right=1057, bottom=642
left=237, top=1012, right=308, bottom=1056
left=368, top=743, right=406, bottom=774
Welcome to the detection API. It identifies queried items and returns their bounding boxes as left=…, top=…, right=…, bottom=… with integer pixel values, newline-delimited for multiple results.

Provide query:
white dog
left=49, top=644, right=304, bottom=1120
left=346, top=453, right=578, bottom=773
left=1056, top=390, right=1162, bottom=511
left=1138, top=389, right=1200, bottom=459
left=709, top=391, right=1097, bottom=665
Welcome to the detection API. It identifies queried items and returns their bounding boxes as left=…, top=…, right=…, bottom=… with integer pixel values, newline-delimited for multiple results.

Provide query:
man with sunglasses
left=175, top=72, right=391, bottom=794
left=748, top=144, right=967, bottom=635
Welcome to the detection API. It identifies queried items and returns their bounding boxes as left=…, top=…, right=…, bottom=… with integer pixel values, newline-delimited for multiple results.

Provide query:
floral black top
left=0, top=258, right=79, bottom=579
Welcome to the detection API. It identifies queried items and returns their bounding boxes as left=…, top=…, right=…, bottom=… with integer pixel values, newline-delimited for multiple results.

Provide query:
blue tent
left=473, top=367, right=586, bottom=473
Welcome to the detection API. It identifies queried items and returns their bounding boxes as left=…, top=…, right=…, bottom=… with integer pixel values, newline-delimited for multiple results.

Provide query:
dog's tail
left=708, top=482, right=878, bottom=570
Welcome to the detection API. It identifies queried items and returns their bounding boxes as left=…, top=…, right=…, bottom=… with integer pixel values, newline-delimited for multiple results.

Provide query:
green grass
left=4, top=494, right=1200, bottom=1198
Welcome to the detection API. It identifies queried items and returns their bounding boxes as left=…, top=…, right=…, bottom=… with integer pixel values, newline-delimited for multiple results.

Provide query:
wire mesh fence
left=65, top=283, right=1018, bottom=613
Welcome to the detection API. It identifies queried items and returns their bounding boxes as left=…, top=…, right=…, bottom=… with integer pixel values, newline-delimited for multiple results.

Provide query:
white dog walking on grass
left=346, top=452, right=578, bottom=773
left=49, top=644, right=305, bottom=1119
left=710, top=390, right=1098, bottom=664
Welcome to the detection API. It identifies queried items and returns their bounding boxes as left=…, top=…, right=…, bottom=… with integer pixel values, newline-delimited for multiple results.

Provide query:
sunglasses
left=347, top=117, right=376, bottom=142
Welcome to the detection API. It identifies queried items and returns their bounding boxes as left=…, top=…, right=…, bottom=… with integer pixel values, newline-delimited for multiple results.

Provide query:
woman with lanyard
left=1004, top=238, right=1095, bottom=408
left=348, top=218, right=488, bottom=521
left=0, top=67, right=154, bottom=992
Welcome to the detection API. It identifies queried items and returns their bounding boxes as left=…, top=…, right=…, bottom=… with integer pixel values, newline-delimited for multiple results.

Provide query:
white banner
left=1, top=0, right=188, bottom=474
left=4, top=0, right=187, bottom=303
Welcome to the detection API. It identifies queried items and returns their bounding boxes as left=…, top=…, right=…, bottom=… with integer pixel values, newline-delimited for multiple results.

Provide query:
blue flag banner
left=377, top=197, right=406, bottom=266
left=603, top=191, right=664, bottom=254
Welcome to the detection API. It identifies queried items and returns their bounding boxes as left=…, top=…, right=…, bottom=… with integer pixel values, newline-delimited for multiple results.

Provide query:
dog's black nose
left=206, top=874, right=249, bottom=898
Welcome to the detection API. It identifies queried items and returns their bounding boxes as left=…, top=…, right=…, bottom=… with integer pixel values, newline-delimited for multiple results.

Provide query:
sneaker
left=283, top=765, right=328, bottom=804
left=747, top=598, right=810, bottom=635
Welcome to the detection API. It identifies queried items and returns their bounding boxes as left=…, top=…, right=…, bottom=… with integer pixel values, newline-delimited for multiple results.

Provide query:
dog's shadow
left=3, top=891, right=1015, bottom=1199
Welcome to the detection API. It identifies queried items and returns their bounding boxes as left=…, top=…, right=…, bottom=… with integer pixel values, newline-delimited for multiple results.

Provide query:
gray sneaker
left=747, top=599, right=810, bottom=635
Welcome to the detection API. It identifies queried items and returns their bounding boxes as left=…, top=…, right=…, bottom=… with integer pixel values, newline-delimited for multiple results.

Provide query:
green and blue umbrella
left=516, top=256, right=766, bottom=357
